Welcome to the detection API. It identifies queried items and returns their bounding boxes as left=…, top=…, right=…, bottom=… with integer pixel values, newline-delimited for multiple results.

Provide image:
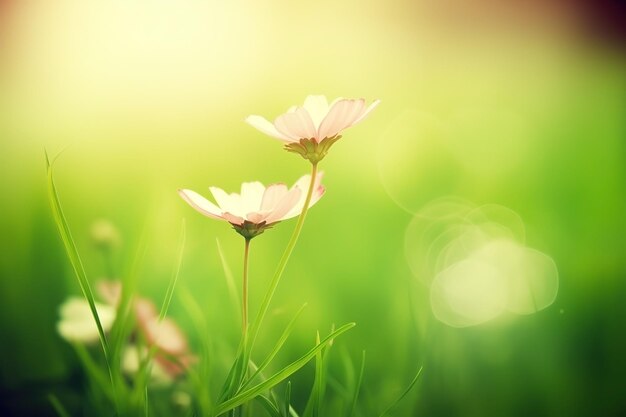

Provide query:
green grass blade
left=48, top=394, right=71, bottom=417
left=303, top=330, right=330, bottom=417
left=339, top=348, right=355, bottom=397
left=72, top=343, right=115, bottom=400
left=218, top=333, right=249, bottom=403
left=133, top=219, right=187, bottom=403
left=214, top=322, right=355, bottom=416
left=241, top=303, right=308, bottom=390
left=46, top=152, right=110, bottom=355
left=109, top=219, right=150, bottom=369
left=45, top=152, right=116, bottom=402
left=178, top=287, right=213, bottom=414
left=215, top=237, right=250, bottom=404
left=158, top=218, right=186, bottom=322
left=378, top=366, right=424, bottom=417
left=248, top=164, right=319, bottom=355
left=144, top=386, right=148, bottom=417
left=283, top=381, right=292, bottom=417
left=256, top=395, right=282, bottom=417
left=348, top=351, right=366, bottom=417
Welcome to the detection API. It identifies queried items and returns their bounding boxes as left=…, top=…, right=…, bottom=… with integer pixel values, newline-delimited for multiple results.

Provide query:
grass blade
left=348, top=351, right=366, bottom=417
left=241, top=303, right=307, bottom=390
left=214, top=322, right=355, bottom=416
left=133, top=219, right=187, bottom=404
left=283, top=381, right=292, bottom=417
left=378, top=366, right=423, bottom=417
left=218, top=333, right=249, bottom=403
left=45, top=152, right=116, bottom=402
left=72, top=343, right=115, bottom=400
left=109, top=218, right=150, bottom=370
left=178, top=287, right=213, bottom=414
left=256, top=395, right=282, bottom=417
left=248, top=164, right=319, bottom=355
left=158, top=218, right=186, bottom=322
left=48, top=394, right=71, bottom=417
left=302, top=332, right=322, bottom=417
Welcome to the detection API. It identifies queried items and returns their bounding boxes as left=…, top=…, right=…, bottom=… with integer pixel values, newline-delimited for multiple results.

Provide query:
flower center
left=283, top=135, right=342, bottom=163
left=231, top=220, right=273, bottom=239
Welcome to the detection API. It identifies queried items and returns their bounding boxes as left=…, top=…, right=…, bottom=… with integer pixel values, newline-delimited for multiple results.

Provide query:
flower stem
left=248, top=162, right=319, bottom=350
left=243, top=238, right=251, bottom=337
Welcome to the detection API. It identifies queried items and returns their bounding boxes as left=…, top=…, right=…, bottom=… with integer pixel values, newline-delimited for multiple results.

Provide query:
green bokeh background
left=1, top=1, right=625, bottom=416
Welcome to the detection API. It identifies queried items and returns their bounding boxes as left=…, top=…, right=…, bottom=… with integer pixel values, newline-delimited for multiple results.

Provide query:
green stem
left=248, top=162, right=319, bottom=351
left=243, top=238, right=251, bottom=337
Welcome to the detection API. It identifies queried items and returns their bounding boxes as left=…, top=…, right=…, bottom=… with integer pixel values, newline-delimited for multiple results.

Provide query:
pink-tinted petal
left=246, top=211, right=270, bottom=224
left=274, top=107, right=318, bottom=141
left=260, top=183, right=289, bottom=211
left=352, top=99, right=381, bottom=125
left=178, top=189, right=223, bottom=220
left=133, top=297, right=192, bottom=377
left=146, top=318, right=188, bottom=355
left=284, top=185, right=325, bottom=220
left=308, top=182, right=326, bottom=208
left=222, top=212, right=245, bottom=225
left=283, top=173, right=325, bottom=220
left=292, top=172, right=324, bottom=194
left=245, top=115, right=291, bottom=141
left=264, top=187, right=302, bottom=224
left=135, top=297, right=158, bottom=325
left=302, top=95, right=330, bottom=129
left=317, top=99, right=366, bottom=140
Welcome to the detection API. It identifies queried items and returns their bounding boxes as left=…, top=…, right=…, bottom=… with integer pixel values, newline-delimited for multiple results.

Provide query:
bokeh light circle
left=431, top=258, right=509, bottom=328
left=405, top=198, right=558, bottom=327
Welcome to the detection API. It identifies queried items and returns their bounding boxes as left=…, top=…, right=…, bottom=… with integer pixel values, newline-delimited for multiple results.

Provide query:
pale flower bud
left=90, top=219, right=121, bottom=250
left=57, top=297, right=116, bottom=344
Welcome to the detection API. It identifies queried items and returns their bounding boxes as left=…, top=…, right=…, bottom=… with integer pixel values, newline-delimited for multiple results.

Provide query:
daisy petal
left=209, top=186, right=240, bottom=215
left=274, top=107, right=318, bottom=140
left=222, top=212, right=245, bottom=225
left=352, top=99, right=381, bottom=125
left=240, top=181, right=265, bottom=212
left=261, top=183, right=289, bottom=211
left=245, top=115, right=291, bottom=141
left=265, top=187, right=302, bottom=224
left=246, top=211, right=270, bottom=224
left=317, top=99, right=366, bottom=140
left=303, top=95, right=330, bottom=129
left=178, top=189, right=223, bottom=220
left=283, top=172, right=325, bottom=219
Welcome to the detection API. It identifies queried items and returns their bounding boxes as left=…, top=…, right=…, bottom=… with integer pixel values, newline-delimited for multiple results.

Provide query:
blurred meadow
left=1, top=0, right=625, bottom=416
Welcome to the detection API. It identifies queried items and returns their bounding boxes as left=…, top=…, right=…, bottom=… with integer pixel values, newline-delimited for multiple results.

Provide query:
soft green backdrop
left=1, top=1, right=625, bottom=416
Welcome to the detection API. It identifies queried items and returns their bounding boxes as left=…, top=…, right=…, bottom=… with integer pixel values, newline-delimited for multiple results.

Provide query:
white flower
left=246, top=95, right=380, bottom=163
left=56, top=297, right=116, bottom=344
left=178, top=173, right=325, bottom=239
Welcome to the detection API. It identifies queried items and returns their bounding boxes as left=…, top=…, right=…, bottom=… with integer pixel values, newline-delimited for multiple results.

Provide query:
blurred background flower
left=56, top=297, right=116, bottom=345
